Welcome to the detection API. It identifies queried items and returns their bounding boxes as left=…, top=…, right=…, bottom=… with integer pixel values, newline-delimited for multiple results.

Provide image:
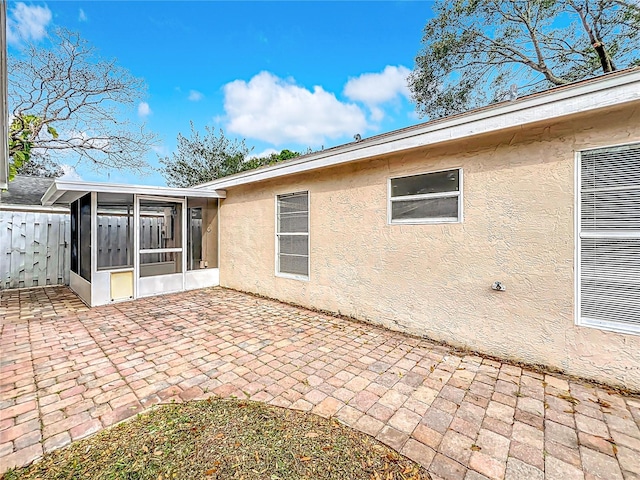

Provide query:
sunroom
left=41, top=180, right=225, bottom=307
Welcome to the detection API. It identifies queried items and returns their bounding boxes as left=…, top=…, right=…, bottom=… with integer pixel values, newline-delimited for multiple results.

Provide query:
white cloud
left=188, top=90, right=204, bottom=102
left=7, top=3, right=52, bottom=45
left=138, top=102, right=152, bottom=117
left=223, top=71, right=368, bottom=146
left=78, top=9, right=88, bottom=22
left=344, top=65, right=411, bottom=107
left=60, top=164, right=82, bottom=181
left=152, top=145, right=169, bottom=156
left=248, top=148, right=278, bottom=159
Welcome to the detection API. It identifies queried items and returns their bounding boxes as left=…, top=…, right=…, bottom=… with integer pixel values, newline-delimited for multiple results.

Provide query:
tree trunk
left=568, top=1, right=617, bottom=74
left=592, top=41, right=616, bottom=73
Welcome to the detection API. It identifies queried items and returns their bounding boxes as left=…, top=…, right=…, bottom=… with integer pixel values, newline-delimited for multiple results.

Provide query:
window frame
left=96, top=194, right=134, bottom=272
left=387, top=168, right=463, bottom=225
left=575, top=141, right=640, bottom=335
left=275, top=191, right=310, bottom=281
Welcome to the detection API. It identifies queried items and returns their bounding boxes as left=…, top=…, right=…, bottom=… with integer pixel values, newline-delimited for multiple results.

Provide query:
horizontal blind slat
left=580, top=143, right=640, bottom=328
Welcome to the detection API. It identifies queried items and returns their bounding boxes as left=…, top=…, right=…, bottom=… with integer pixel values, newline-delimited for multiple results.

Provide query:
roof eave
left=195, top=68, right=640, bottom=191
left=41, top=179, right=227, bottom=206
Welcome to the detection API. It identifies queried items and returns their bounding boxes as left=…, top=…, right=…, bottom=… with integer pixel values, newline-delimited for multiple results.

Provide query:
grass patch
left=3, top=398, right=431, bottom=480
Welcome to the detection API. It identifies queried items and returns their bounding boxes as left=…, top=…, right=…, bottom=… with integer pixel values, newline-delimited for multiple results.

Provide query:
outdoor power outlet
left=492, top=281, right=506, bottom=292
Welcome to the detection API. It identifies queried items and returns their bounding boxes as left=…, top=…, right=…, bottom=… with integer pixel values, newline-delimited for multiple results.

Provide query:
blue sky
left=6, top=1, right=432, bottom=186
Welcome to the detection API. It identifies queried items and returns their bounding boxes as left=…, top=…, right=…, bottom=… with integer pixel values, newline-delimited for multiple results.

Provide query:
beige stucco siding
left=219, top=104, right=640, bottom=390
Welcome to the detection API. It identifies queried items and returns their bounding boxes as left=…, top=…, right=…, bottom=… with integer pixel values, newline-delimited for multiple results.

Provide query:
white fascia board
left=0, top=204, right=69, bottom=213
left=41, top=179, right=226, bottom=206
left=196, top=69, right=640, bottom=191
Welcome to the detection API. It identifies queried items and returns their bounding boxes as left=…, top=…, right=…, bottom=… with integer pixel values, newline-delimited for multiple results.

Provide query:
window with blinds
left=578, top=143, right=640, bottom=334
left=389, top=169, right=462, bottom=224
left=276, top=191, right=309, bottom=279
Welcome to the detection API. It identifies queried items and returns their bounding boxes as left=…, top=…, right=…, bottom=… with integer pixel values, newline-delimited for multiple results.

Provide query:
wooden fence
left=1, top=209, right=201, bottom=289
left=0, top=209, right=70, bottom=289
left=96, top=213, right=167, bottom=267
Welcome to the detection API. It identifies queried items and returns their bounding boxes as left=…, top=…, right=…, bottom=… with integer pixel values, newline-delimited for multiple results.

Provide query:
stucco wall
left=219, top=104, right=640, bottom=390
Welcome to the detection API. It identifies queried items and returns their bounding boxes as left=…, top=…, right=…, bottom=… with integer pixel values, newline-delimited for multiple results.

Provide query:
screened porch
left=41, top=180, right=225, bottom=307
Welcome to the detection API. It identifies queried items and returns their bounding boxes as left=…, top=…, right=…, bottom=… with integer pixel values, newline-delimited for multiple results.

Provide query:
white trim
left=576, top=139, right=640, bottom=153
left=196, top=69, right=640, bottom=191
left=139, top=248, right=183, bottom=254
left=0, top=204, right=69, bottom=213
left=391, top=191, right=459, bottom=202
left=575, top=150, right=582, bottom=335
left=387, top=168, right=463, bottom=225
left=133, top=194, right=140, bottom=300
left=182, top=196, right=187, bottom=291
left=135, top=196, right=187, bottom=295
left=96, top=266, right=133, bottom=274
left=185, top=268, right=219, bottom=290
left=575, top=142, right=640, bottom=335
left=69, top=271, right=91, bottom=307
left=90, top=192, right=97, bottom=287
left=41, top=179, right=226, bottom=206
left=580, top=231, right=640, bottom=239
left=275, top=191, right=310, bottom=281
left=137, top=194, right=189, bottom=203
left=578, top=317, right=640, bottom=335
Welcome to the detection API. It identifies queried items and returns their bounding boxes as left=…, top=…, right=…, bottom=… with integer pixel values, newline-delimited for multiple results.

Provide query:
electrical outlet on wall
left=492, top=281, right=506, bottom=291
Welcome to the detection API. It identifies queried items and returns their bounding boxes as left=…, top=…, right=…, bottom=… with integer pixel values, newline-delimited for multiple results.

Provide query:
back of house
left=198, top=68, right=640, bottom=391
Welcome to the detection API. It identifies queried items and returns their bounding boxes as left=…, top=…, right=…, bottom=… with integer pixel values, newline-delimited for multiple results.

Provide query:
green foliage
left=409, top=0, right=640, bottom=119
left=14, top=156, right=64, bottom=178
left=159, top=123, right=299, bottom=188
left=8, top=115, right=60, bottom=180
left=243, top=149, right=300, bottom=171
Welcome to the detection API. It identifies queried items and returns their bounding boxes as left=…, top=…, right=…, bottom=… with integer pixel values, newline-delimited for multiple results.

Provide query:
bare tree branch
left=409, top=0, right=640, bottom=119
left=8, top=28, right=158, bottom=175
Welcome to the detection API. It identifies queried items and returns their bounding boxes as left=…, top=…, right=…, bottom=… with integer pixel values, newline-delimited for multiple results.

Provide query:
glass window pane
left=279, top=235, right=308, bottom=256
left=277, top=192, right=309, bottom=277
left=79, top=194, right=91, bottom=281
left=279, top=254, right=308, bottom=276
left=188, top=207, right=203, bottom=270
left=278, top=192, right=308, bottom=213
left=391, top=170, right=459, bottom=197
left=97, top=194, right=133, bottom=270
left=278, top=212, right=308, bottom=233
left=139, top=200, right=182, bottom=249
left=140, top=252, right=182, bottom=277
left=70, top=200, right=78, bottom=274
left=391, top=196, right=459, bottom=221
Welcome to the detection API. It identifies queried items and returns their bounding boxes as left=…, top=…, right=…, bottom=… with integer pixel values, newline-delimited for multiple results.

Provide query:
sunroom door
left=136, top=197, right=186, bottom=297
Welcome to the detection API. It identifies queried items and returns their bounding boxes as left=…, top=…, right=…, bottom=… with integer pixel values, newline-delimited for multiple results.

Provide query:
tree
left=8, top=29, right=157, bottom=178
left=243, top=149, right=300, bottom=171
left=408, top=0, right=640, bottom=119
left=8, top=115, right=62, bottom=179
left=159, top=124, right=299, bottom=187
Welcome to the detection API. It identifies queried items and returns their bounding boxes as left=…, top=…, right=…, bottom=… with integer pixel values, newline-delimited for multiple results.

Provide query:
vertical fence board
left=59, top=215, right=70, bottom=285
left=48, top=214, right=60, bottom=286
left=0, top=210, right=70, bottom=289
left=0, top=214, right=10, bottom=287
left=11, top=213, right=26, bottom=287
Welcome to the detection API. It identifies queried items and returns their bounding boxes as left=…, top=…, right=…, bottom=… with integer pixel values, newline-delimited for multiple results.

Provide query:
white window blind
left=578, top=143, right=640, bottom=334
left=389, top=169, right=462, bottom=224
left=276, top=192, right=309, bottom=278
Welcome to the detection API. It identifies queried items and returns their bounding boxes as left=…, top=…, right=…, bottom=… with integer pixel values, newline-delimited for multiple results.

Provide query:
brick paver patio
left=1, top=286, right=639, bottom=479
